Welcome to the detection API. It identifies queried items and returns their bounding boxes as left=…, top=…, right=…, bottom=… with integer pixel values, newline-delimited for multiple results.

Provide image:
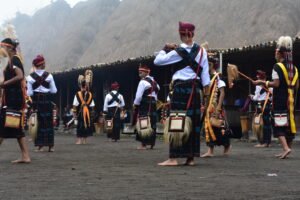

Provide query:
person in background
left=73, top=80, right=95, bottom=144
left=133, top=64, right=160, bottom=150
left=103, top=82, right=125, bottom=142
left=27, top=55, right=57, bottom=152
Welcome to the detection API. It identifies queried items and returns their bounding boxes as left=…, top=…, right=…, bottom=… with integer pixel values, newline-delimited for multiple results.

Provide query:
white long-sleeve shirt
left=103, top=90, right=125, bottom=112
left=134, top=75, right=160, bottom=105
left=154, top=42, right=210, bottom=87
left=26, top=69, right=57, bottom=96
left=73, top=93, right=95, bottom=107
left=252, top=85, right=267, bottom=101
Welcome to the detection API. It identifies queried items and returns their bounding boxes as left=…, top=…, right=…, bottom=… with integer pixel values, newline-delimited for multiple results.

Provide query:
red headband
left=138, top=64, right=150, bottom=73
left=111, top=82, right=120, bottom=90
left=33, top=55, right=45, bottom=67
left=0, top=42, right=15, bottom=49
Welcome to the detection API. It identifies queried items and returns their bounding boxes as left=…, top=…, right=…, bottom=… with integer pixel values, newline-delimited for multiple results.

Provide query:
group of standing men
left=0, top=20, right=299, bottom=165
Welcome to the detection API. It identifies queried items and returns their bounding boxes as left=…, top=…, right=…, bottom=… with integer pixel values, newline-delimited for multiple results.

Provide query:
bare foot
left=255, top=144, right=269, bottom=148
left=75, top=141, right=82, bottom=145
left=35, top=147, right=44, bottom=152
left=275, top=153, right=283, bottom=158
left=279, top=149, right=291, bottom=159
left=184, top=161, right=195, bottom=166
left=224, top=145, right=231, bottom=155
left=158, top=159, right=179, bottom=166
left=201, top=152, right=214, bottom=158
left=11, top=159, right=31, bottom=164
left=137, top=146, right=147, bottom=150
left=49, top=148, right=55, bottom=152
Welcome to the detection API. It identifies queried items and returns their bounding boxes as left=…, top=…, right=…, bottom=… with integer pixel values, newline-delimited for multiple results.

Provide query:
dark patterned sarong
left=136, top=96, right=157, bottom=146
left=107, top=107, right=121, bottom=140
left=77, top=111, right=93, bottom=138
left=169, top=80, right=201, bottom=158
left=32, top=93, right=54, bottom=146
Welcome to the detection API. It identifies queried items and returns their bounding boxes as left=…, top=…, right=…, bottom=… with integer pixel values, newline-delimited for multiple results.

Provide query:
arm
left=26, top=76, right=34, bottom=96
left=103, top=95, right=108, bottom=112
left=1, top=67, right=23, bottom=88
left=217, top=87, right=225, bottom=111
left=120, top=95, right=125, bottom=108
left=49, top=74, right=58, bottom=94
left=153, top=50, right=182, bottom=66
left=198, top=49, right=210, bottom=87
left=133, top=81, right=146, bottom=105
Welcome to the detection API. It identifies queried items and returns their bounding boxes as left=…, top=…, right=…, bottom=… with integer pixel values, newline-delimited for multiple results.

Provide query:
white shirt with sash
left=154, top=42, right=210, bottom=87
left=26, top=69, right=57, bottom=96
left=134, top=75, right=160, bottom=105
left=103, top=90, right=125, bottom=112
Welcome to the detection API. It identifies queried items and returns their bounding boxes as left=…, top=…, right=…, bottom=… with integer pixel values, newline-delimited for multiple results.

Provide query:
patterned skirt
left=32, top=93, right=54, bottom=146
left=106, top=107, right=121, bottom=140
left=169, top=80, right=201, bottom=158
left=136, top=96, right=157, bottom=146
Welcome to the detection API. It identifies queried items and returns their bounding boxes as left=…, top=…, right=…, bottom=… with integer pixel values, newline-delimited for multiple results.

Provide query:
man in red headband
left=241, top=70, right=272, bottom=147
left=133, top=64, right=160, bottom=150
left=103, top=81, right=125, bottom=141
left=154, top=21, right=210, bottom=166
left=26, top=54, right=57, bottom=152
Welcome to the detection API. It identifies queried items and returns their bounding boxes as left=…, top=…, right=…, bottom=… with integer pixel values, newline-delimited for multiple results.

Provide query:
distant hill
left=9, top=0, right=300, bottom=72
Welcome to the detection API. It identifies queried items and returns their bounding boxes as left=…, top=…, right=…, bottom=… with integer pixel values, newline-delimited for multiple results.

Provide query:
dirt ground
left=1, top=132, right=300, bottom=200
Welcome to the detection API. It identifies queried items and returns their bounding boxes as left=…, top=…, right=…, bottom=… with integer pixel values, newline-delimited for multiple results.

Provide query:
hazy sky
left=0, top=0, right=87, bottom=25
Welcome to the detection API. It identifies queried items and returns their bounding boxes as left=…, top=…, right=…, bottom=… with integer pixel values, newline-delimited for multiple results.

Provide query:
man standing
left=27, top=55, right=57, bottom=152
left=103, top=82, right=125, bottom=142
left=133, top=64, right=160, bottom=150
left=154, top=21, right=210, bottom=166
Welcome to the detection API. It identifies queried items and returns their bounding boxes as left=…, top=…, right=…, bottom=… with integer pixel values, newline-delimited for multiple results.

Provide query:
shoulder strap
left=175, top=43, right=200, bottom=72
left=276, top=62, right=298, bottom=134
left=277, top=63, right=299, bottom=86
left=86, top=92, right=93, bottom=105
left=108, top=92, right=121, bottom=105
left=31, top=71, right=50, bottom=90
left=77, top=91, right=86, bottom=105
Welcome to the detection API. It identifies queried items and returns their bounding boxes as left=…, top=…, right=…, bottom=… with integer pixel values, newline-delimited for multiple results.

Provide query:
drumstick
left=238, top=71, right=270, bottom=93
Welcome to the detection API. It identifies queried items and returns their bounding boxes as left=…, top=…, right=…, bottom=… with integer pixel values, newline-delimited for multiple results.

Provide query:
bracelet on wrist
left=265, top=81, right=269, bottom=88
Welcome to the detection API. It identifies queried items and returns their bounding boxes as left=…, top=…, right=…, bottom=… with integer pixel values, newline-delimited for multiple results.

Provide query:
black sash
left=30, top=71, right=50, bottom=90
left=108, top=92, right=121, bottom=105
left=175, top=43, right=201, bottom=73
left=143, top=77, right=158, bottom=97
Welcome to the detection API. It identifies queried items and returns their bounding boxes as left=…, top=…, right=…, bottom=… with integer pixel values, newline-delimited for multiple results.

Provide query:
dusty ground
left=0, top=132, right=300, bottom=200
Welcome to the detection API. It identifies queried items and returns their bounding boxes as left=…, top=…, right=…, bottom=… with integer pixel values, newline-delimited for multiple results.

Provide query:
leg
left=12, top=137, right=31, bottom=164
left=223, top=145, right=231, bottom=155
left=75, top=137, right=82, bottom=144
left=48, top=145, right=55, bottom=152
left=184, top=157, right=195, bottom=166
left=277, top=136, right=291, bottom=159
left=0, top=137, right=3, bottom=145
left=83, top=137, right=87, bottom=144
left=137, top=143, right=147, bottom=150
left=35, top=145, right=44, bottom=152
left=158, top=158, right=179, bottom=166
left=201, top=146, right=214, bottom=158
